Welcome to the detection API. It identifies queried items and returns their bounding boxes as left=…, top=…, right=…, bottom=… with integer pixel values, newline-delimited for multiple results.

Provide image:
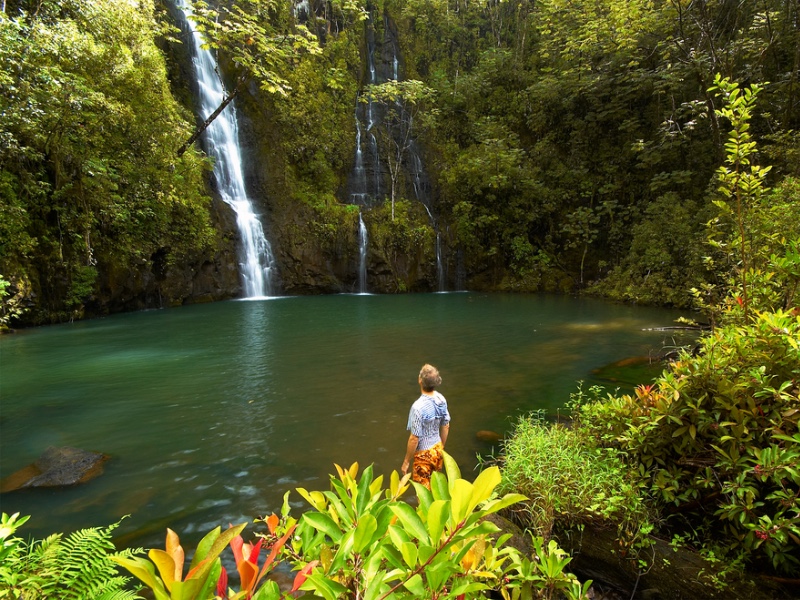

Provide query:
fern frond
left=9, top=519, right=143, bottom=600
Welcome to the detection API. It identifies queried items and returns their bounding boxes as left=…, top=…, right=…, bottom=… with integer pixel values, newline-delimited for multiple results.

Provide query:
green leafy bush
left=574, top=310, right=800, bottom=574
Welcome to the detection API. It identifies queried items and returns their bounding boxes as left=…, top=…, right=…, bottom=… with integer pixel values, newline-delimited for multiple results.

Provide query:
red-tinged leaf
left=230, top=534, right=245, bottom=565
left=240, top=559, right=259, bottom=593
left=216, top=567, right=228, bottom=598
left=247, top=538, right=264, bottom=565
left=291, top=560, right=319, bottom=592
left=186, top=523, right=247, bottom=583
left=266, top=514, right=279, bottom=534
left=258, top=523, right=296, bottom=582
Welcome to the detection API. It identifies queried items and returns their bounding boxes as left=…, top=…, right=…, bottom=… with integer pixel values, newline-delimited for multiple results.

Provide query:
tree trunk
left=177, top=75, right=248, bottom=157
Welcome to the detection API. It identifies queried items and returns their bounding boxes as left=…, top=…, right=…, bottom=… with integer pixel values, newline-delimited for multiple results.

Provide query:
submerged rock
left=0, top=446, right=109, bottom=493
left=476, top=430, right=504, bottom=443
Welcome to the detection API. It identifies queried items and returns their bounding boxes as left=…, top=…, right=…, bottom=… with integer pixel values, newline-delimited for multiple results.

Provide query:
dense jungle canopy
left=1, top=0, right=799, bottom=324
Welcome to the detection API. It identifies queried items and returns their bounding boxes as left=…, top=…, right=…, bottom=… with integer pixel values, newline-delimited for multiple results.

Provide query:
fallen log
left=556, top=523, right=795, bottom=599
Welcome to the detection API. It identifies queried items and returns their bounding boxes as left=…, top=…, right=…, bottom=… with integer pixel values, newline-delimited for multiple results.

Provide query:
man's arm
left=401, top=433, right=419, bottom=475
left=440, top=423, right=449, bottom=447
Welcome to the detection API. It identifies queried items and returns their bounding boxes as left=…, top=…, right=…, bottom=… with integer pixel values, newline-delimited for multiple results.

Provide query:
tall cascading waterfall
left=346, top=11, right=445, bottom=290
left=176, top=0, right=276, bottom=298
left=358, top=213, right=368, bottom=293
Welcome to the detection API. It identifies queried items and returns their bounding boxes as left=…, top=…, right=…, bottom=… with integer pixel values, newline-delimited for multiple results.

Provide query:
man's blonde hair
left=419, top=364, right=442, bottom=392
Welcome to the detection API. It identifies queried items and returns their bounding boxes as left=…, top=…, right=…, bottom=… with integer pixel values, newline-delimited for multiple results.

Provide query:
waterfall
left=358, top=213, right=368, bottom=294
left=436, top=232, right=445, bottom=292
left=422, top=203, right=445, bottom=291
left=351, top=115, right=368, bottom=204
left=347, top=16, right=382, bottom=206
left=176, top=0, right=276, bottom=298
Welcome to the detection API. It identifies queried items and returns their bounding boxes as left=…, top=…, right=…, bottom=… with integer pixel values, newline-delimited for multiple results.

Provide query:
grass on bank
left=496, top=406, right=653, bottom=543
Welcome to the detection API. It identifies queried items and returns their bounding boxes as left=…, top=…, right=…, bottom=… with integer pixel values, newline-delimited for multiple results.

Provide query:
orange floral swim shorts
left=412, top=442, right=444, bottom=489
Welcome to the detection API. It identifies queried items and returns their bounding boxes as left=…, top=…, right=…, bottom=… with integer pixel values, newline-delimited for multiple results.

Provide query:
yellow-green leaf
left=110, top=556, right=169, bottom=600
left=400, top=541, right=418, bottom=567
left=148, top=549, right=177, bottom=591
left=467, top=466, right=501, bottom=513
left=450, top=478, right=474, bottom=524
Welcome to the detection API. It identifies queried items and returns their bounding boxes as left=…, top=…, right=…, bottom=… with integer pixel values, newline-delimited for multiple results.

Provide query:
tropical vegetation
left=1, top=0, right=798, bottom=596
left=2, top=0, right=799, bottom=321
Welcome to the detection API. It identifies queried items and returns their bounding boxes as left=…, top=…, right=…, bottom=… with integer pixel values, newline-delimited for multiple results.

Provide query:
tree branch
left=177, top=74, right=248, bottom=157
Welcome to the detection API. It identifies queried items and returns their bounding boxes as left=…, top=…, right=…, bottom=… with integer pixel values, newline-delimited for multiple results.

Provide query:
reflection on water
left=0, top=293, right=688, bottom=548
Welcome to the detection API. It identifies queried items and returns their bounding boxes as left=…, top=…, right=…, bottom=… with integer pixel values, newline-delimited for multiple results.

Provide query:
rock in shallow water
left=0, top=446, right=109, bottom=493
left=476, top=430, right=504, bottom=443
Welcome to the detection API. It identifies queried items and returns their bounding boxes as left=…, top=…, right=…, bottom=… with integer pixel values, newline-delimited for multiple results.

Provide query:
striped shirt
left=407, top=392, right=450, bottom=451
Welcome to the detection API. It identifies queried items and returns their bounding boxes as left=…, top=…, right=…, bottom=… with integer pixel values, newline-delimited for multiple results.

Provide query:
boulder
left=0, top=446, right=109, bottom=493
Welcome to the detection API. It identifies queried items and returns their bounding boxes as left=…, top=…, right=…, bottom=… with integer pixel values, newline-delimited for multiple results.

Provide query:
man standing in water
left=401, top=364, right=450, bottom=489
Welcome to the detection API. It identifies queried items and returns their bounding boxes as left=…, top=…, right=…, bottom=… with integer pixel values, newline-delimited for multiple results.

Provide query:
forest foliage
left=0, top=0, right=214, bottom=324
left=2, top=0, right=800, bottom=320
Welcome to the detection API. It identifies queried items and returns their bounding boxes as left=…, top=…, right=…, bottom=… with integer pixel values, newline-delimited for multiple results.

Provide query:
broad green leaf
left=303, top=573, right=348, bottom=600
left=189, top=526, right=220, bottom=570
left=374, top=503, right=395, bottom=539
left=413, top=481, right=433, bottom=512
left=196, top=560, right=221, bottom=600
left=252, top=579, right=281, bottom=600
left=326, top=492, right=353, bottom=527
left=388, top=523, right=410, bottom=548
left=329, top=529, right=354, bottom=574
left=430, top=471, right=450, bottom=501
left=355, top=464, right=374, bottom=516
left=425, top=562, right=453, bottom=592
left=353, top=513, right=378, bottom=553
left=479, top=493, right=528, bottom=515
left=303, top=512, right=343, bottom=543
left=390, top=503, right=430, bottom=544
left=443, top=452, right=461, bottom=489
left=417, top=544, right=436, bottom=565
left=403, top=573, right=425, bottom=596
left=451, top=580, right=490, bottom=595
left=187, top=523, right=245, bottom=582
left=364, top=572, right=389, bottom=600
left=170, top=578, right=203, bottom=600
left=382, top=544, right=405, bottom=570
left=462, top=520, right=501, bottom=539
left=426, top=500, right=450, bottom=543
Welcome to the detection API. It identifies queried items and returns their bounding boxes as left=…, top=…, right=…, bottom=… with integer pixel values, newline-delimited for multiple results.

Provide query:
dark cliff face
left=80, top=196, right=241, bottom=319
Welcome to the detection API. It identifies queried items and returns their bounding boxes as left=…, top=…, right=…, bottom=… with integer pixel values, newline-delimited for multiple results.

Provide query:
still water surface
left=0, top=293, right=686, bottom=548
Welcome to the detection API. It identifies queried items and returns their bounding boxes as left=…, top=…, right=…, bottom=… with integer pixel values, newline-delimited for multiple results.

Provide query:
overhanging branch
left=177, top=74, right=248, bottom=157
